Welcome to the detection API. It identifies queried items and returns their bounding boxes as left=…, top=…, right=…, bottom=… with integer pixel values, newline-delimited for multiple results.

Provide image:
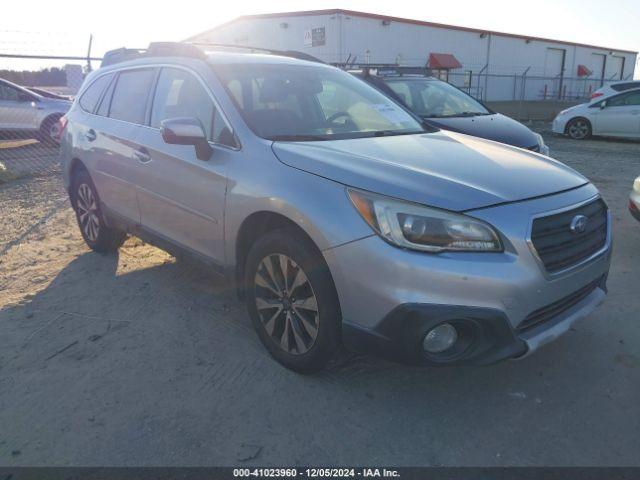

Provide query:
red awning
left=428, top=53, right=462, bottom=70
left=577, top=64, right=592, bottom=77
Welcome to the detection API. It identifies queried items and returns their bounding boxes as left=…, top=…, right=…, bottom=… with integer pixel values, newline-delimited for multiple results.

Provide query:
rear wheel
left=566, top=118, right=591, bottom=140
left=244, top=229, right=341, bottom=373
left=71, top=169, right=126, bottom=253
left=36, top=116, right=62, bottom=146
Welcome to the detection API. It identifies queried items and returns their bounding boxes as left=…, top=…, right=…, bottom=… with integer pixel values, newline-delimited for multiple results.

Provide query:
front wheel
left=566, top=118, right=591, bottom=140
left=244, top=229, right=341, bottom=373
left=71, top=169, right=126, bottom=253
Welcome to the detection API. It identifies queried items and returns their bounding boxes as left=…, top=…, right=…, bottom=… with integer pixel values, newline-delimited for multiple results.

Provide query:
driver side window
left=151, top=67, right=235, bottom=148
left=607, top=91, right=640, bottom=107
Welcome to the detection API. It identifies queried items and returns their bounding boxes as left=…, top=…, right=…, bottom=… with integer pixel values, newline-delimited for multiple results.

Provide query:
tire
left=244, top=229, right=341, bottom=373
left=566, top=117, right=592, bottom=140
left=71, top=169, right=126, bottom=253
left=36, top=116, right=62, bottom=146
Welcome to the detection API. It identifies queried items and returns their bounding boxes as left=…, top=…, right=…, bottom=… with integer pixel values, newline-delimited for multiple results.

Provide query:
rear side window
left=611, top=82, right=640, bottom=92
left=79, top=74, right=113, bottom=113
left=96, top=76, right=116, bottom=117
left=0, top=82, right=21, bottom=101
left=109, top=68, right=155, bottom=124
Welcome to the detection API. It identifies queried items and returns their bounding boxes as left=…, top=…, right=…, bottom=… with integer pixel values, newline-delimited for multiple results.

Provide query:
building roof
left=187, top=9, right=637, bottom=55
left=428, top=53, right=462, bottom=70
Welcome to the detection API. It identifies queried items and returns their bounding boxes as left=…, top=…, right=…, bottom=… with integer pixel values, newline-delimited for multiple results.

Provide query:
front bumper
left=324, top=184, right=611, bottom=365
left=343, top=275, right=606, bottom=365
left=552, top=116, right=567, bottom=135
left=630, top=188, right=640, bottom=222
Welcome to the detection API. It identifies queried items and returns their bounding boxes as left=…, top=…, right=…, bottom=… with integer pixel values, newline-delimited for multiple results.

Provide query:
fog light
left=422, top=323, right=458, bottom=353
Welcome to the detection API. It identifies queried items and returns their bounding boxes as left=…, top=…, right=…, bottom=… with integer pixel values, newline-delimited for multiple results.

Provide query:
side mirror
left=160, top=117, right=213, bottom=161
left=599, top=101, right=607, bottom=110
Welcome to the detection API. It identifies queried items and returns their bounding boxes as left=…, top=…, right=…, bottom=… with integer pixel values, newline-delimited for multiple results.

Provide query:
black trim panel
left=342, top=304, right=527, bottom=366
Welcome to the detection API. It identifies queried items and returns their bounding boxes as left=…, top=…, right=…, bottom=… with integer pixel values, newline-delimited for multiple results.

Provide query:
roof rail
left=336, top=63, right=433, bottom=77
left=339, top=64, right=433, bottom=77
left=101, top=47, right=146, bottom=67
left=188, top=42, right=325, bottom=64
left=100, top=42, right=207, bottom=67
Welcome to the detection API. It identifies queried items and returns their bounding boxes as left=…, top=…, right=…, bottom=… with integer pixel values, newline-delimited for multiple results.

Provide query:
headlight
left=634, top=176, right=640, bottom=193
left=348, top=189, right=503, bottom=253
left=558, top=108, right=570, bottom=116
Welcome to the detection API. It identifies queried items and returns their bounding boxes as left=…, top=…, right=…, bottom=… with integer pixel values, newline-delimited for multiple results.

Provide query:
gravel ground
left=0, top=131, right=639, bottom=467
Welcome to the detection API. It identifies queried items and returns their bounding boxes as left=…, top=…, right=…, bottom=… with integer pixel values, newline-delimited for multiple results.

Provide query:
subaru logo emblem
left=570, top=214, right=589, bottom=234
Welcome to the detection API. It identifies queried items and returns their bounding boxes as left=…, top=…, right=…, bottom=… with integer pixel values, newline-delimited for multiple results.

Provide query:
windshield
left=214, top=63, right=425, bottom=141
left=384, top=78, right=491, bottom=118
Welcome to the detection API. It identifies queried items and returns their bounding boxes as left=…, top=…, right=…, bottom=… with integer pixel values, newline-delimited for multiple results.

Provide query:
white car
left=590, top=80, right=640, bottom=100
left=552, top=88, right=640, bottom=140
left=630, top=176, right=640, bottom=222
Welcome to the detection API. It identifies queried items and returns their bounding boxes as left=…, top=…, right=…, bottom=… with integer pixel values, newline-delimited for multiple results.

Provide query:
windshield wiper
left=427, top=112, right=489, bottom=118
left=268, top=134, right=330, bottom=142
left=371, top=130, right=425, bottom=137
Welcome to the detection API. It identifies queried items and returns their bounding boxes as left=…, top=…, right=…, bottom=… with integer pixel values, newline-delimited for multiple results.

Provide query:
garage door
left=544, top=48, right=566, bottom=98
left=590, top=53, right=606, bottom=83
left=608, top=56, right=625, bottom=80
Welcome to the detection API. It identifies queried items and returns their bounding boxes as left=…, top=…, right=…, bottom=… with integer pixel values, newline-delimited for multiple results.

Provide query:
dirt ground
left=0, top=130, right=639, bottom=466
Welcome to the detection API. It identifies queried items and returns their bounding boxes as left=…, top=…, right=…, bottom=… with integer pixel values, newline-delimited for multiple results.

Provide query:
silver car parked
left=59, top=43, right=612, bottom=373
left=0, top=78, right=71, bottom=144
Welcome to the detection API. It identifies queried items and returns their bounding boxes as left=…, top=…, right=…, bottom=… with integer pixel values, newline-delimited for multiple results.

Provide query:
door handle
left=85, top=129, right=97, bottom=142
left=134, top=147, right=152, bottom=163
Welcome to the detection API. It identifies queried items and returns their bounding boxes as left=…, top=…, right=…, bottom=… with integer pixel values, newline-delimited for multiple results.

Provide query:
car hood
left=272, top=130, right=588, bottom=211
left=424, top=113, right=539, bottom=149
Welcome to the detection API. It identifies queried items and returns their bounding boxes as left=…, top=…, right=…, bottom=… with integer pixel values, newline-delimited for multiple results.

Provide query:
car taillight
left=57, top=116, right=68, bottom=140
left=590, top=92, right=604, bottom=99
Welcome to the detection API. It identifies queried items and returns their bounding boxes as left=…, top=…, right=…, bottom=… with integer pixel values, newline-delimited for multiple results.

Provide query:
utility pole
left=86, top=34, right=93, bottom=72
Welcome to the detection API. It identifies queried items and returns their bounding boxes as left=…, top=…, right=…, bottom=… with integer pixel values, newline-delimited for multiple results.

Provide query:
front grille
left=530, top=198, right=608, bottom=273
left=517, top=277, right=602, bottom=333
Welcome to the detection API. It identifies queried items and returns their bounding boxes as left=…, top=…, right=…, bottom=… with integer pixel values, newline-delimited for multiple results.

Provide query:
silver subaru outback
left=59, top=43, right=611, bottom=373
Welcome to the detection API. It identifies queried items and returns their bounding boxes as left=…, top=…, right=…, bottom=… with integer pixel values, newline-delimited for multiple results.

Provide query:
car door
left=0, top=81, right=37, bottom=130
left=85, top=68, right=157, bottom=224
left=134, top=66, right=237, bottom=264
left=594, top=90, right=640, bottom=137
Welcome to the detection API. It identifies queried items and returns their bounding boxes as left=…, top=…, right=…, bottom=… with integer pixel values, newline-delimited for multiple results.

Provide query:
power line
left=0, top=53, right=102, bottom=61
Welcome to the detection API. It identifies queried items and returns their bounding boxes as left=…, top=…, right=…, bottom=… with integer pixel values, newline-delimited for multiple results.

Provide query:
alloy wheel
left=254, top=253, right=319, bottom=355
left=568, top=120, right=589, bottom=139
left=48, top=122, right=61, bottom=142
left=76, top=183, right=100, bottom=242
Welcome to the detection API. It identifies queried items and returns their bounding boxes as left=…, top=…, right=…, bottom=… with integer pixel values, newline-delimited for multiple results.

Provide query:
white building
left=187, top=9, right=638, bottom=101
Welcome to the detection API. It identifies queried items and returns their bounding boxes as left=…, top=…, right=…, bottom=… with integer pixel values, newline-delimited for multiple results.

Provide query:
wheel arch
left=234, top=211, right=325, bottom=300
left=67, top=158, right=90, bottom=206
left=39, top=112, right=64, bottom=132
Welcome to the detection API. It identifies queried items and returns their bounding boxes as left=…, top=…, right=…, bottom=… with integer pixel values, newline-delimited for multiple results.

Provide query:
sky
left=1, top=0, right=639, bottom=75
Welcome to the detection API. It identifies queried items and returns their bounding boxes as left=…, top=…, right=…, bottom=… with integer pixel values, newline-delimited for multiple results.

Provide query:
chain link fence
left=0, top=32, right=97, bottom=183
left=447, top=70, right=632, bottom=102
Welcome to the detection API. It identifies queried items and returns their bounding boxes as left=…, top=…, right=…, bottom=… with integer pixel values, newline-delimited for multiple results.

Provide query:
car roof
left=377, top=75, right=438, bottom=80
left=99, top=43, right=332, bottom=71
